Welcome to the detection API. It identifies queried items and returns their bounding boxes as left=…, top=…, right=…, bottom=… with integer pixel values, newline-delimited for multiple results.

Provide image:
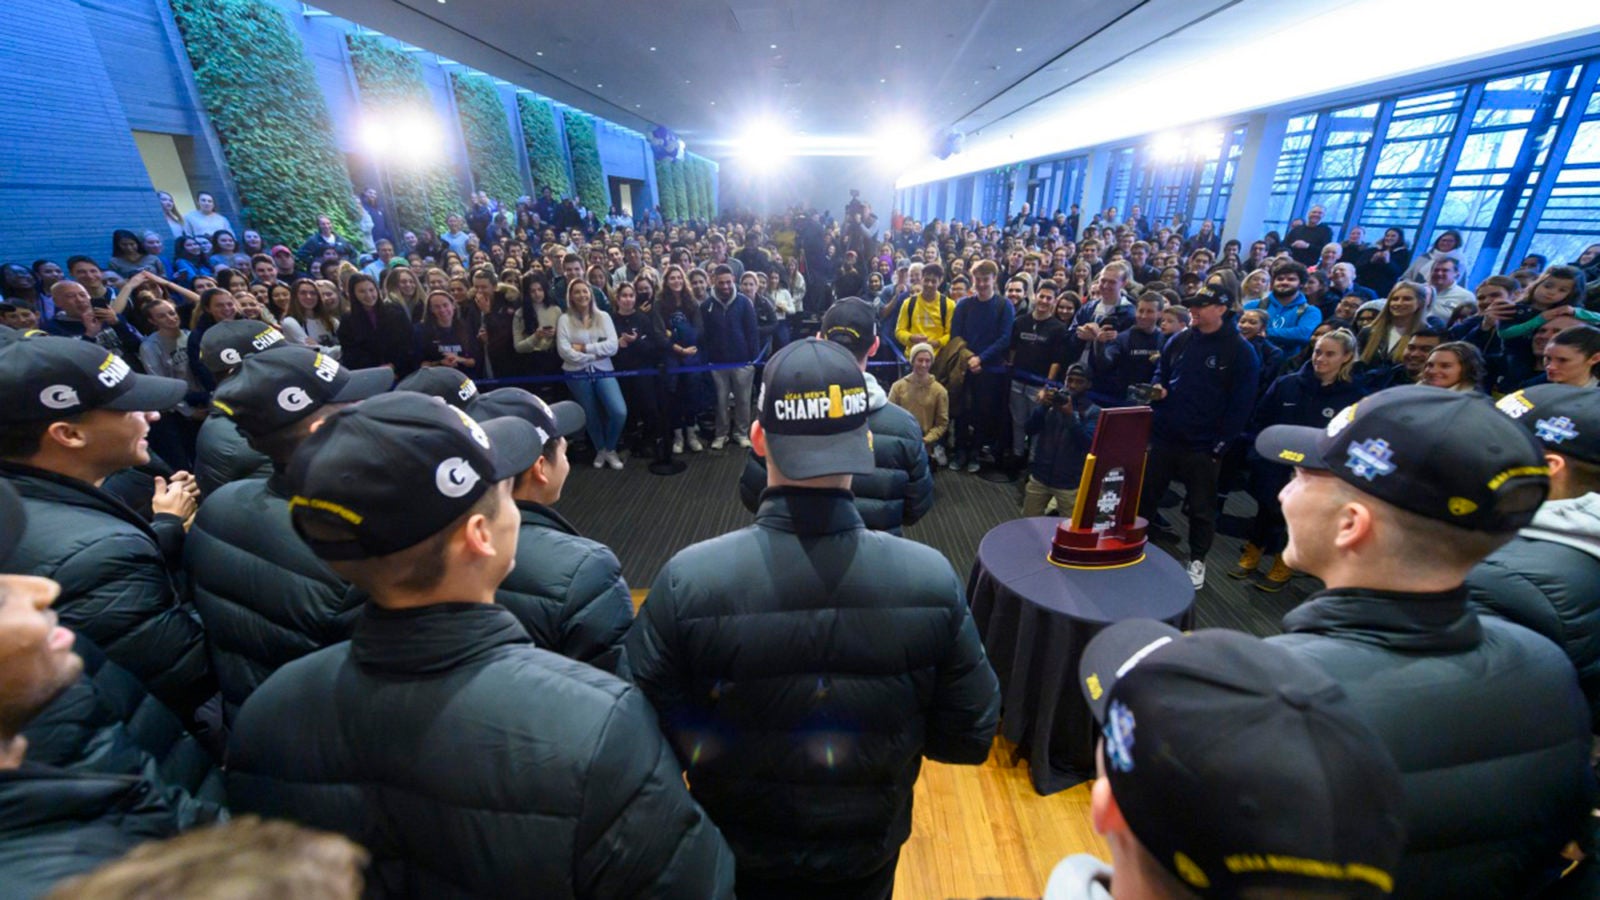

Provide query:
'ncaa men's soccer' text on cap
left=757, top=338, right=875, bottom=481
left=1495, top=384, right=1600, bottom=466
left=286, top=392, right=542, bottom=561
left=820, top=297, right=879, bottom=356
left=210, top=347, right=394, bottom=439
left=1256, top=384, right=1549, bottom=532
left=0, top=335, right=186, bottom=423
left=1078, top=620, right=1405, bottom=899
left=200, top=320, right=286, bottom=380
left=396, top=367, right=481, bottom=410
left=469, top=388, right=586, bottom=445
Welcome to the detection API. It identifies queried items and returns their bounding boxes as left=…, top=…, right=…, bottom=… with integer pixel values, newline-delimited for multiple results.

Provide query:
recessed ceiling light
left=973, top=79, right=980, bottom=84
left=596, top=83, right=603, bottom=88
left=894, top=44, right=902, bottom=50
left=634, top=103, right=641, bottom=108
left=1015, top=47, right=1022, bottom=52
left=649, top=46, right=657, bottom=51
left=535, top=51, right=543, bottom=56
left=710, top=101, right=716, bottom=105
left=769, top=43, right=778, bottom=49
left=879, top=78, right=886, bottom=83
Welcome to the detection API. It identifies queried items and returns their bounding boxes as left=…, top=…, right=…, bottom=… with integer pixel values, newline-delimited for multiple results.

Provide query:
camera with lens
left=1047, top=388, right=1074, bottom=407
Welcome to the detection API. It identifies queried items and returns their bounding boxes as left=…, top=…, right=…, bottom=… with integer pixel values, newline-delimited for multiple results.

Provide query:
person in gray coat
left=472, top=388, right=633, bottom=674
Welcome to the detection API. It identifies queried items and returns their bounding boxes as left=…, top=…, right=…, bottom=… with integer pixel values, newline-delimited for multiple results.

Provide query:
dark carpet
left=557, top=445, right=1316, bottom=638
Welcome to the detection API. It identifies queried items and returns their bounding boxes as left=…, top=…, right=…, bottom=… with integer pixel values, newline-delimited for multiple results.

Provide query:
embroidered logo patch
left=1535, top=416, right=1578, bottom=445
left=1104, top=700, right=1136, bottom=773
left=1345, top=438, right=1396, bottom=481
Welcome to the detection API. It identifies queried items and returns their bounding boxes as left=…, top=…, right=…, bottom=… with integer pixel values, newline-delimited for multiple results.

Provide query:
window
left=1264, top=114, right=1319, bottom=235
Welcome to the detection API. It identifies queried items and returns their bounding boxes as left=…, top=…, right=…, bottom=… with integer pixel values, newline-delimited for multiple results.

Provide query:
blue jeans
left=569, top=375, right=627, bottom=451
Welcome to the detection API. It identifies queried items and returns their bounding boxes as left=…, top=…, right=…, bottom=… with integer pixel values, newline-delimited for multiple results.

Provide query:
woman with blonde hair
left=1235, top=328, right=1365, bottom=590
left=1240, top=268, right=1270, bottom=306
left=559, top=280, right=627, bottom=469
left=382, top=265, right=424, bottom=320
left=1358, top=281, right=1442, bottom=368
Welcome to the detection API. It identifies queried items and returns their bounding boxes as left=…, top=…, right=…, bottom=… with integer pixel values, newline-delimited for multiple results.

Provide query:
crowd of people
left=2, top=182, right=1600, bottom=899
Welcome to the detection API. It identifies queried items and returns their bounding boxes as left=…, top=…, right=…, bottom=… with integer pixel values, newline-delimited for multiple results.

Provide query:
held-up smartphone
left=1127, top=383, right=1156, bottom=404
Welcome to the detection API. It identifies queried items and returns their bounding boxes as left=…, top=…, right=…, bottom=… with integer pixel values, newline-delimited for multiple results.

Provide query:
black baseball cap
left=1495, top=384, right=1600, bottom=465
left=0, top=479, right=24, bottom=564
left=396, top=367, right=481, bottom=410
left=1257, top=384, right=1548, bottom=532
left=469, top=388, right=586, bottom=446
left=821, top=297, right=878, bottom=356
left=1079, top=620, right=1405, bottom=899
left=199, top=320, right=287, bottom=380
left=286, top=392, right=541, bottom=560
left=1179, top=271, right=1202, bottom=285
left=0, top=335, right=185, bottom=423
left=1182, top=284, right=1230, bottom=307
left=757, top=338, right=874, bottom=481
left=211, top=347, right=393, bottom=439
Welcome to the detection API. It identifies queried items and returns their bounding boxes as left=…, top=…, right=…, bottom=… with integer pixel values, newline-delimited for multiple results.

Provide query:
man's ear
left=869, top=335, right=881, bottom=358
left=45, top=420, right=89, bottom=451
left=1332, top=497, right=1376, bottom=554
left=750, top=421, right=767, bottom=458
left=1090, top=775, right=1127, bottom=837
left=1546, top=452, right=1568, bottom=481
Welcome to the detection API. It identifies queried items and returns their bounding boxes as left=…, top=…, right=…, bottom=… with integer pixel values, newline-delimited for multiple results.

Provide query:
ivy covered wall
left=654, top=158, right=680, bottom=221
left=562, top=110, right=608, bottom=214
left=168, top=0, right=355, bottom=242
left=452, top=73, right=524, bottom=204
left=518, top=94, right=572, bottom=197
left=346, top=32, right=461, bottom=234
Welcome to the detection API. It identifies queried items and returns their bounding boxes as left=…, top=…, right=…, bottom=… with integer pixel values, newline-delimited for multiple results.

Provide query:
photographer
left=1021, top=365, right=1100, bottom=517
left=1088, top=292, right=1164, bottom=403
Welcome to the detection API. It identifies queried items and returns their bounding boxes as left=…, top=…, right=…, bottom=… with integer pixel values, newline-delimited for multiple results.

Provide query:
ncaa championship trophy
left=1050, top=406, right=1152, bottom=567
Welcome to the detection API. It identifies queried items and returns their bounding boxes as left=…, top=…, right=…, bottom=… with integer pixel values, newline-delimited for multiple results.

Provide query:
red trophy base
left=1050, top=518, right=1150, bottom=568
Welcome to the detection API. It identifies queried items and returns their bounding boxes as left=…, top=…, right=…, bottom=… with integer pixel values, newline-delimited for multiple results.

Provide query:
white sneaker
left=710, top=436, right=727, bottom=450
left=592, top=453, right=605, bottom=469
left=931, top=445, right=948, bottom=467
left=672, top=432, right=684, bottom=455
left=604, top=450, right=624, bottom=470
left=735, top=434, right=751, bottom=449
left=687, top=432, right=704, bottom=452
left=1187, top=560, right=1206, bottom=589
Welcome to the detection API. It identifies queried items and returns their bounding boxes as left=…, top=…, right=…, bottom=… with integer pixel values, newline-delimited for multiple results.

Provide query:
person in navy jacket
left=1137, top=285, right=1261, bottom=589
left=949, top=260, right=1015, bottom=473
left=700, top=265, right=760, bottom=450
left=1088, top=293, right=1164, bottom=402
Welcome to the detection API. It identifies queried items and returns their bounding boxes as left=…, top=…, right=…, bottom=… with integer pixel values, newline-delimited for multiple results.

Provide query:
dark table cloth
left=967, top=517, right=1195, bottom=794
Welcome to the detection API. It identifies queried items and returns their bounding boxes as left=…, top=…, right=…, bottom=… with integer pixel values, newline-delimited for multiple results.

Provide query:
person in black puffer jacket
left=473, top=389, right=632, bottom=674
left=1467, top=385, right=1600, bottom=732
left=629, top=340, right=999, bottom=899
left=0, top=337, right=216, bottom=729
left=1258, top=386, right=1594, bottom=900
left=192, top=320, right=286, bottom=496
left=186, top=347, right=394, bottom=724
left=227, top=393, right=735, bottom=899
left=0, top=480, right=197, bottom=900
left=739, top=300, right=933, bottom=533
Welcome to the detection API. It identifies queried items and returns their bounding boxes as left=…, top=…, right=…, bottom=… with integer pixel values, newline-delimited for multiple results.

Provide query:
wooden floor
left=591, top=446, right=1316, bottom=899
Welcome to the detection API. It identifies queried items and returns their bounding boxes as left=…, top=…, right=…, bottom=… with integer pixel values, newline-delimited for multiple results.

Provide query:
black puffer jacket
left=1270, top=588, right=1594, bottom=899
left=0, top=463, right=215, bottom=724
left=0, top=765, right=185, bottom=900
left=22, top=635, right=225, bottom=823
left=227, top=602, right=735, bottom=899
left=626, top=489, right=1001, bottom=883
left=1466, top=495, right=1600, bottom=731
left=495, top=501, right=632, bottom=674
left=194, top=414, right=271, bottom=497
left=185, top=473, right=360, bottom=724
left=739, top=377, right=933, bottom=533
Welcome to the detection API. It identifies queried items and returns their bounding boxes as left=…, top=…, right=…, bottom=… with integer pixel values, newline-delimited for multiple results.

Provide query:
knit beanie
left=909, top=342, right=935, bottom=364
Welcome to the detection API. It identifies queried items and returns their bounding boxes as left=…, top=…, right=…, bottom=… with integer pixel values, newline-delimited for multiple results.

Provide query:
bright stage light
left=873, top=119, right=924, bottom=170
left=1150, top=132, right=1184, bottom=161
left=737, top=119, right=791, bottom=170
left=360, top=111, right=442, bottom=167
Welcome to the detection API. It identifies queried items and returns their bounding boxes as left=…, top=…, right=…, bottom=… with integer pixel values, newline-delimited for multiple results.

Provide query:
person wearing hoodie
left=1088, top=293, right=1164, bottom=403
left=739, top=299, right=933, bottom=533
left=889, top=342, right=950, bottom=467
left=1242, top=260, right=1322, bottom=356
left=1468, top=384, right=1600, bottom=731
left=1041, top=621, right=1404, bottom=900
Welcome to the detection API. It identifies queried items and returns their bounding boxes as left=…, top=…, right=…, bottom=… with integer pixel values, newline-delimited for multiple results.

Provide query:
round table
left=967, top=517, right=1195, bottom=795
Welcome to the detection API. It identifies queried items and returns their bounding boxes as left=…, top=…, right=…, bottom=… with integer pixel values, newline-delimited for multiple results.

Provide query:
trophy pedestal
left=1050, top=519, right=1149, bottom=568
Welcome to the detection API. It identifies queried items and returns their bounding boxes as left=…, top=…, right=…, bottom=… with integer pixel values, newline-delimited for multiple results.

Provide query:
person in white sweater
left=558, top=280, right=628, bottom=469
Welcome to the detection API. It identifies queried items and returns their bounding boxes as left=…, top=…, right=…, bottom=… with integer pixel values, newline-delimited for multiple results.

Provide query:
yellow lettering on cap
left=1174, top=853, right=1210, bottom=889
left=828, top=384, right=844, bottom=419
left=1085, top=673, right=1103, bottom=700
left=1448, top=497, right=1478, bottom=516
left=1278, top=449, right=1305, bottom=463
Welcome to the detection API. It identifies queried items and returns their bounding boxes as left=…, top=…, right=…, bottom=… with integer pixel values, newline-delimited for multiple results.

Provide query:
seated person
left=889, top=342, right=951, bottom=467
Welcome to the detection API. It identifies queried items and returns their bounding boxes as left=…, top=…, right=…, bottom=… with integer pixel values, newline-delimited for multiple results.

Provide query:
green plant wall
left=561, top=111, right=608, bottom=215
left=168, top=0, right=355, bottom=244
left=668, top=160, right=690, bottom=224
left=688, top=156, right=712, bottom=221
left=451, top=74, right=524, bottom=204
left=517, top=95, right=572, bottom=198
left=347, top=33, right=461, bottom=234
left=653, top=158, right=679, bottom=221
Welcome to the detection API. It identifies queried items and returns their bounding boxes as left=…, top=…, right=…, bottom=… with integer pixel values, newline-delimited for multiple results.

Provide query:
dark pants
left=1246, top=460, right=1292, bottom=552
left=736, top=851, right=899, bottom=900
left=621, top=372, right=670, bottom=454
left=956, top=371, right=1008, bottom=456
left=1139, top=441, right=1221, bottom=562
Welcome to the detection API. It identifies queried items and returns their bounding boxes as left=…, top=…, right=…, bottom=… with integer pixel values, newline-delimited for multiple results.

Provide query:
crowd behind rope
left=1, top=184, right=1600, bottom=899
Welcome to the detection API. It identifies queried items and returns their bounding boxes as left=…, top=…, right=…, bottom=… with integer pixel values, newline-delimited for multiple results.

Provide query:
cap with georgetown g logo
left=211, top=346, right=394, bottom=439
left=1255, top=384, right=1548, bottom=533
left=396, top=366, right=480, bottom=410
left=1078, top=620, right=1405, bottom=899
left=1494, top=383, right=1600, bottom=466
left=0, top=334, right=186, bottom=423
left=286, top=392, right=541, bottom=560
left=469, top=388, right=586, bottom=445
left=199, top=320, right=287, bottom=380
left=756, top=338, right=874, bottom=481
